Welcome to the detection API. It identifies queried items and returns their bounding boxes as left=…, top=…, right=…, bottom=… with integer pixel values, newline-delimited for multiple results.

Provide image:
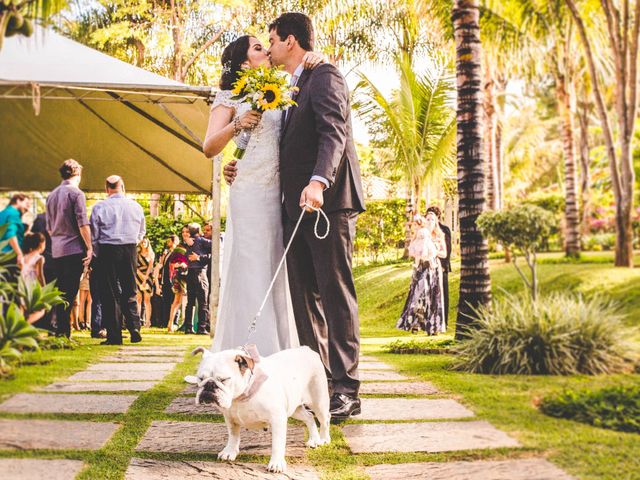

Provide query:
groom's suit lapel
left=280, top=69, right=311, bottom=143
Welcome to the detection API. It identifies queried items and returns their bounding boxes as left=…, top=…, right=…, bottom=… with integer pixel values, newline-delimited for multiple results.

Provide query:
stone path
left=0, top=344, right=186, bottom=479
left=0, top=345, right=574, bottom=479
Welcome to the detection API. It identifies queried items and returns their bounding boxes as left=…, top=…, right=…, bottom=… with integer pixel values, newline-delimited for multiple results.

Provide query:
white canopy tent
left=0, top=27, right=215, bottom=193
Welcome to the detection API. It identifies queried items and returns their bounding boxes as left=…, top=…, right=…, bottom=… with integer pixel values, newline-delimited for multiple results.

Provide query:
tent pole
left=209, top=154, right=222, bottom=338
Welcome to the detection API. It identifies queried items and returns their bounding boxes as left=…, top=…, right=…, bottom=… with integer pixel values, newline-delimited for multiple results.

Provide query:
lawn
left=0, top=252, right=638, bottom=479
left=357, top=251, right=640, bottom=480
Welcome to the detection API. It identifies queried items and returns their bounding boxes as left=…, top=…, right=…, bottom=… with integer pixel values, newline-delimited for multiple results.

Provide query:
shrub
left=384, top=338, right=456, bottom=354
left=453, top=293, right=633, bottom=375
left=583, top=233, right=616, bottom=251
left=478, top=205, right=556, bottom=300
left=355, top=199, right=407, bottom=263
left=540, top=386, right=640, bottom=434
left=0, top=304, right=40, bottom=373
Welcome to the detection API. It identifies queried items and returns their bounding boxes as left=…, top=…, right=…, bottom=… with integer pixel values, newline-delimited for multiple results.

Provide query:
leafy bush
left=0, top=304, right=40, bottom=372
left=145, top=213, right=224, bottom=254
left=540, top=386, right=640, bottom=434
left=478, top=205, right=556, bottom=300
left=355, top=199, right=407, bottom=263
left=453, top=293, right=633, bottom=375
left=17, top=278, right=66, bottom=315
left=583, top=233, right=616, bottom=251
left=384, top=338, right=456, bottom=354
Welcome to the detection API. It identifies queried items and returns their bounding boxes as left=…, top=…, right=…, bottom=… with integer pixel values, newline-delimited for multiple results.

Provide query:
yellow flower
left=259, top=84, right=282, bottom=110
left=232, top=76, right=247, bottom=95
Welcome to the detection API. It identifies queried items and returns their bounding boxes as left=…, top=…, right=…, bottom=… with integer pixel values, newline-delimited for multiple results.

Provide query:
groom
left=225, top=12, right=365, bottom=420
left=269, top=12, right=365, bottom=420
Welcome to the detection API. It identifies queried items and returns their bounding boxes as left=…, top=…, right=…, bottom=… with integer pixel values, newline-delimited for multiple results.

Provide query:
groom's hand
left=300, top=180, right=325, bottom=212
left=223, top=160, right=237, bottom=185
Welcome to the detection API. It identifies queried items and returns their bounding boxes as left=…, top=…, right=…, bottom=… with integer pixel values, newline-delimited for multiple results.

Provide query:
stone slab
left=0, top=418, right=119, bottom=450
left=365, top=459, right=574, bottom=480
left=359, top=398, right=474, bottom=420
left=165, top=397, right=221, bottom=415
left=43, top=381, right=158, bottom=393
left=0, top=393, right=137, bottom=414
left=360, top=381, right=438, bottom=395
left=359, top=362, right=394, bottom=371
left=0, top=459, right=85, bottom=480
left=102, top=355, right=184, bottom=363
left=181, top=384, right=197, bottom=395
left=68, top=370, right=168, bottom=381
left=360, top=370, right=408, bottom=381
left=136, top=421, right=306, bottom=456
left=126, top=458, right=320, bottom=480
left=359, top=355, right=377, bottom=362
left=342, top=421, right=520, bottom=453
left=87, top=362, right=176, bottom=372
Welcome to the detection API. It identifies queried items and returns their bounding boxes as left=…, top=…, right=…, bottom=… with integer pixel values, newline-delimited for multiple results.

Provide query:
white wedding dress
left=211, top=90, right=299, bottom=356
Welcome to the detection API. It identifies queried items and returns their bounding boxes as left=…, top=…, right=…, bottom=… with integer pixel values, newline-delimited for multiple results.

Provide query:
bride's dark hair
left=219, top=35, right=253, bottom=91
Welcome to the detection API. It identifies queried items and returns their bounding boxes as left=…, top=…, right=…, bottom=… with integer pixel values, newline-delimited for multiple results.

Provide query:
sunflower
left=259, top=84, right=282, bottom=110
left=231, top=76, right=247, bottom=95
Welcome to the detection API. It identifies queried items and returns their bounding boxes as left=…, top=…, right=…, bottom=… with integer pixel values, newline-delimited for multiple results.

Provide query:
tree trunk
left=556, top=75, right=581, bottom=258
left=170, top=0, right=184, bottom=82
left=453, top=0, right=491, bottom=339
left=149, top=193, right=160, bottom=218
left=482, top=56, right=498, bottom=210
left=577, top=102, right=591, bottom=237
left=495, top=73, right=506, bottom=210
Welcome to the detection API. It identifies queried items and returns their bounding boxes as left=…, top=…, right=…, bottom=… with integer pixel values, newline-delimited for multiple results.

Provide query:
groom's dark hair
left=269, top=12, right=314, bottom=51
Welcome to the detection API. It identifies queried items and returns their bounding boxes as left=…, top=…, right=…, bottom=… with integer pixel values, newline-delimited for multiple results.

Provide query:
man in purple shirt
left=46, top=160, right=92, bottom=338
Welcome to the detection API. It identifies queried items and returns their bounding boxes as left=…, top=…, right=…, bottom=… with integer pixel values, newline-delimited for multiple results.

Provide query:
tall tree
left=564, top=0, right=639, bottom=267
left=453, top=0, right=492, bottom=338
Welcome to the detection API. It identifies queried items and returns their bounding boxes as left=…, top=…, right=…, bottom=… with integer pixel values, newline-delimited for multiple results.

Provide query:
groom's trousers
left=286, top=209, right=360, bottom=397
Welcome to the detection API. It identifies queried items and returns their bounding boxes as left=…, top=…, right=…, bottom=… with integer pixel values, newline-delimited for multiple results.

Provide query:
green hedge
left=355, top=199, right=410, bottom=262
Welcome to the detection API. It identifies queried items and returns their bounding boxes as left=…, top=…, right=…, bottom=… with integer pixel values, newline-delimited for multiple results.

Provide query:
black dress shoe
left=100, top=340, right=123, bottom=345
left=130, top=330, right=142, bottom=343
left=330, top=393, right=361, bottom=421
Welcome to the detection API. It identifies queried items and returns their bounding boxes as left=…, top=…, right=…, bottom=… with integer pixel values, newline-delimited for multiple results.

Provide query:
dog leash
left=245, top=204, right=329, bottom=342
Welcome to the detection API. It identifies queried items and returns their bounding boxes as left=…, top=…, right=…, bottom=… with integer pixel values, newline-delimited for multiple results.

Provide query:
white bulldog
left=184, top=345, right=331, bottom=473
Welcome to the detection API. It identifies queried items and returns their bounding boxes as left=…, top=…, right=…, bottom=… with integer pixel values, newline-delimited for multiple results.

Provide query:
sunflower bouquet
left=230, top=65, right=298, bottom=159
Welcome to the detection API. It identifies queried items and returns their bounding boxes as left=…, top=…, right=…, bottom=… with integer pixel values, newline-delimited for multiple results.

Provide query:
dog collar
left=235, top=366, right=269, bottom=402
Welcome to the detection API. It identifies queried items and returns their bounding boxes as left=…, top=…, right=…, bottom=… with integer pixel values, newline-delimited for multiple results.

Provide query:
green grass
left=1, top=251, right=639, bottom=479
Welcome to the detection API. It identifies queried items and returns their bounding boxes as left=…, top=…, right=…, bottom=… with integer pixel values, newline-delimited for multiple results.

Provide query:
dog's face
left=184, top=347, right=255, bottom=409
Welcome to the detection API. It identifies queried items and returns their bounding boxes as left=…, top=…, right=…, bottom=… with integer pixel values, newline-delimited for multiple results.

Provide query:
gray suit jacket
left=279, top=63, right=365, bottom=221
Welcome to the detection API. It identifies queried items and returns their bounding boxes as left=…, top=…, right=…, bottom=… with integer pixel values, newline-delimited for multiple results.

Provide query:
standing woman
left=136, top=237, right=155, bottom=327
left=397, top=213, right=447, bottom=335
left=167, top=226, right=189, bottom=332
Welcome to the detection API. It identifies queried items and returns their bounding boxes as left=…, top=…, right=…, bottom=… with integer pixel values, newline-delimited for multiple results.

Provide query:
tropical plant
left=453, top=0, right=492, bottom=338
left=0, top=304, right=40, bottom=372
left=454, top=292, right=633, bottom=375
left=477, top=204, right=556, bottom=300
left=0, top=0, right=65, bottom=50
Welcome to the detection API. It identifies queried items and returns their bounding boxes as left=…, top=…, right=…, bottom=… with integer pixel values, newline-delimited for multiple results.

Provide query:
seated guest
left=91, top=175, right=145, bottom=345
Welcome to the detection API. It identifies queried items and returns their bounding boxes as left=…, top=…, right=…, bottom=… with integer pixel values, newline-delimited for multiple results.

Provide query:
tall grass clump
left=454, top=293, right=634, bottom=375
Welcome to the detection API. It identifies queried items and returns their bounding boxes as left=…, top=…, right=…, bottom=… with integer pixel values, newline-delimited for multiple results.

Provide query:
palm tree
left=354, top=53, right=457, bottom=256
left=453, top=0, right=492, bottom=338
left=481, top=0, right=582, bottom=258
left=0, top=0, right=66, bottom=50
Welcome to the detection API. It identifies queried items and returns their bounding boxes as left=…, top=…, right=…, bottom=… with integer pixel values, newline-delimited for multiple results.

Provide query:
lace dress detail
left=212, top=90, right=281, bottom=186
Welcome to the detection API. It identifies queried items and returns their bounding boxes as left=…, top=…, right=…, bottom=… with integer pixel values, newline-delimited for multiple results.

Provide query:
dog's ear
left=184, top=375, right=200, bottom=384
left=234, top=354, right=255, bottom=375
left=191, top=347, right=209, bottom=357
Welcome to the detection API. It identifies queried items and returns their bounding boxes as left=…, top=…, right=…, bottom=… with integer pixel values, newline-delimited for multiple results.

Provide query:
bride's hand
left=238, top=110, right=262, bottom=130
left=224, top=160, right=237, bottom=185
left=302, top=51, right=325, bottom=70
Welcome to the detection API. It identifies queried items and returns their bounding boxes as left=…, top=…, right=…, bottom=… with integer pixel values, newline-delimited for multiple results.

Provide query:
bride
left=203, top=35, right=322, bottom=356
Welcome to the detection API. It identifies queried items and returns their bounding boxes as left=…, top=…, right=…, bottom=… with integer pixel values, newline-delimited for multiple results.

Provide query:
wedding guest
left=184, top=223, right=211, bottom=335
left=20, top=232, right=46, bottom=286
left=30, top=213, right=56, bottom=331
left=89, top=259, right=105, bottom=338
left=77, top=267, right=92, bottom=330
left=135, top=237, right=155, bottom=327
left=168, top=227, right=189, bottom=332
left=91, top=175, right=144, bottom=345
left=150, top=257, right=164, bottom=327
left=397, top=214, right=447, bottom=335
left=46, top=160, right=92, bottom=338
left=159, top=235, right=178, bottom=328
left=426, top=206, right=452, bottom=326
left=0, top=193, right=31, bottom=271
